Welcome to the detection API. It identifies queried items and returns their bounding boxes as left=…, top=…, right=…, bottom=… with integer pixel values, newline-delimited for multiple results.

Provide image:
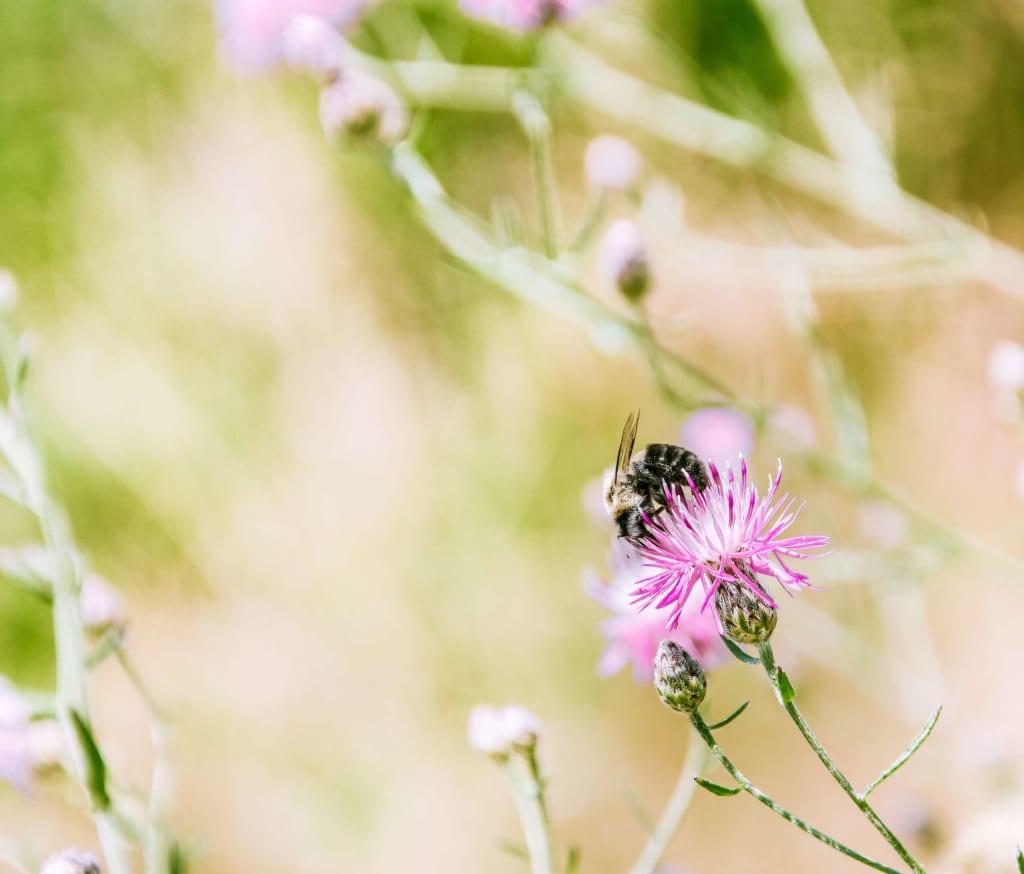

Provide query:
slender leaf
left=499, top=841, right=529, bottom=862
left=70, top=709, right=110, bottom=811
left=776, top=669, right=796, bottom=704
left=1016, top=846, right=1023, bottom=874
left=694, top=777, right=741, bottom=797
left=565, top=846, right=580, bottom=874
left=721, top=636, right=759, bottom=664
left=861, top=707, right=942, bottom=798
left=707, top=701, right=749, bottom=731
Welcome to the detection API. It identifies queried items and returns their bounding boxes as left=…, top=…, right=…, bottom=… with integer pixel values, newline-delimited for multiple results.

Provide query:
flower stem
left=757, top=643, right=926, bottom=874
left=628, top=724, right=707, bottom=874
left=505, top=749, right=555, bottom=874
left=688, top=712, right=904, bottom=874
left=512, top=91, right=561, bottom=259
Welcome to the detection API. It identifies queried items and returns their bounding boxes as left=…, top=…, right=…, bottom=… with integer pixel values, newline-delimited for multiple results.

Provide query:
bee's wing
left=614, top=411, right=639, bottom=484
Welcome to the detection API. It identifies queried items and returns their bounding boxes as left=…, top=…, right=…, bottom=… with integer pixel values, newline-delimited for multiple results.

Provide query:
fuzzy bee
left=604, top=411, right=708, bottom=542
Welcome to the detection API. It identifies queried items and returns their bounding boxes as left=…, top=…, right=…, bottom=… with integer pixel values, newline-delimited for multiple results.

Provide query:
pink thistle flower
left=632, top=458, right=830, bottom=629
left=459, top=0, right=599, bottom=31
left=585, top=541, right=725, bottom=682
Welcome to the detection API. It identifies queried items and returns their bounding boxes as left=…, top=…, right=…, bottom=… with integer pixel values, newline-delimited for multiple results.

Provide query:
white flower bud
left=39, top=849, right=101, bottom=874
left=584, top=135, right=641, bottom=193
left=599, top=220, right=649, bottom=302
left=320, top=70, right=408, bottom=146
left=0, top=270, right=18, bottom=312
left=282, top=15, right=347, bottom=80
left=467, top=704, right=543, bottom=756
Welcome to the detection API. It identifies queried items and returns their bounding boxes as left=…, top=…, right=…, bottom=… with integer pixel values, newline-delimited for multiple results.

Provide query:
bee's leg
left=617, top=507, right=648, bottom=542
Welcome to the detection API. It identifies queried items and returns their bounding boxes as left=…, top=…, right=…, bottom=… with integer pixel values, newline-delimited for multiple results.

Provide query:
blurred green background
left=1, top=0, right=1023, bottom=871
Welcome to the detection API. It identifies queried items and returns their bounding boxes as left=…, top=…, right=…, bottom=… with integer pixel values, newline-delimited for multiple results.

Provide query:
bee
left=604, top=411, right=708, bottom=542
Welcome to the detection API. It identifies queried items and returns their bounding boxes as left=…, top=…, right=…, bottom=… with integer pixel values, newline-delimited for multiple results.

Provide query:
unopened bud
left=584, top=135, right=641, bottom=193
left=714, top=579, right=778, bottom=645
left=654, top=641, right=706, bottom=713
left=320, top=70, right=408, bottom=146
left=599, top=220, right=649, bottom=302
left=468, top=704, right=542, bottom=757
left=39, top=849, right=101, bottom=874
left=282, top=15, right=347, bottom=81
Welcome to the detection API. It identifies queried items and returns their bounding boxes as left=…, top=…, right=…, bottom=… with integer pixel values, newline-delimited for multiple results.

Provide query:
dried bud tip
left=599, top=220, right=649, bottom=303
left=40, top=849, right=102, bottom=874
left=653, top=641, right=706, bottom=714
left=468, top=704, right=542, bottom=757
left=714, top=579, right=778, bottom=645
left=585, top=135, right=641, bottom=193
left=320, top=70, right=408, bottom=146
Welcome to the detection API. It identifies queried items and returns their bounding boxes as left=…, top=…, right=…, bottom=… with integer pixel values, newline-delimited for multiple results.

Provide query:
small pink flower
left=0, top=677, right=31, bottom=791
left=586, top=541, right=725, bottom=682
left=460, top=0, right=599, bottom=31
left=216, top=0, right=367, bottom=70
left=79, top=574, right=125, bottom=634
left=633, top=459, right=829, bottom=629
left=679, top=407, right=755, bottom=469
left=769, top=404, right=817, bottom=449
left=987, top=340, right=1024, bottom=392
left=584, top=135, right=641, bottom=193
left=856, top=500, right=909, bottom=551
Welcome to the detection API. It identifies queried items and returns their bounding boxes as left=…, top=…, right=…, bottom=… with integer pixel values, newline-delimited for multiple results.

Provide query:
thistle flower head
left=633, top=458, right=829, bottom=629
left=320, top=70, right=409, bottom=146
left=653, top=641, right=706, bottom=713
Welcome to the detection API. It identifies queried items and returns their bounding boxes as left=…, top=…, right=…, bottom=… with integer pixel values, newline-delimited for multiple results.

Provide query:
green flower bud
left=654, top=641, right=706, bottom=714
left=714, top=579, right=778, bottom=645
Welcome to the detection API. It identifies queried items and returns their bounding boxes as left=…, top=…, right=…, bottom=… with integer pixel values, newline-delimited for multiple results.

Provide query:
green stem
left=688, top=712, right=904, bottom=874
left=505, top=749, right=555, bottom=874
left=628, top=725, right=707, bottom=874
left=757, top=643, right=925, bottom=874
left=512, top=92, right=561, bottom=258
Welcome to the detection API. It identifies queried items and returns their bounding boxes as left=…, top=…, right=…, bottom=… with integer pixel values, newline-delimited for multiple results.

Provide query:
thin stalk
left=513, top=92, right=562, bottom=258
left=628, top=725, right=707, bottom=874
left=688, top=712, right=904, bottom=874
left=565, top=191, right=607, bottom=255
left=757, top=642, right=925, bottom=874
left=505, top=749, right=555, bottom=874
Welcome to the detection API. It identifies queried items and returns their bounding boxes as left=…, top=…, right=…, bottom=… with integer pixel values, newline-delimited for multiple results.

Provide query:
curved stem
left=506, top=749, right=555, bottom=874
left=757, top=643, right=925, bottom=873
left=688, top=712, right=904, bottom=874
left=628, top=724, right=707, bottom=874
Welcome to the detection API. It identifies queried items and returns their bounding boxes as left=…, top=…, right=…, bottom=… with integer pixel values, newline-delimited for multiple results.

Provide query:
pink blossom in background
left=856, top=500, right=909, bottom=551
left=679, top=407, right=755, bottom=468
left=216, top=0, right=367, bottom=70
left=584, top=135, right=641, bottom=193
left=459, top=0, right=600, bottom=31
left=585, top=540, right=726, bottom=682
left=987, top=340, right=1024, bottom=392
left=0, top=677, right=31, bottom=791
left=768, top=404, right=817, bottom=449
left=633, top=459, right=830, bottom=629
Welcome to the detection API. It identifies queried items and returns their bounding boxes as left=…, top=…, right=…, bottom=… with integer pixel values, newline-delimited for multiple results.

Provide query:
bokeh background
left=1, top=0, right=1024, bottom=871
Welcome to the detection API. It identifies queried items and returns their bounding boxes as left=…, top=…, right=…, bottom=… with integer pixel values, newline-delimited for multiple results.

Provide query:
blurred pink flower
left=460, top=0, right=599, bottom=31
left=769, top=404, right=817, bottom=449
left=585, top=540, right=725, bottom=682
left=80, top=573, right=125, bottom=634
left=633, top=459, right=830, bottom=628
left=0, top=677, right=31, bottom=791
left=987, top=340, right=1024, bottom=392
left=216, top=0, right=367, bottom=70
left=856, top=500, right=909, bottom=551
left=584, top=135, right=641, bottom=193
left=679, top=407, right=755, bottom=468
